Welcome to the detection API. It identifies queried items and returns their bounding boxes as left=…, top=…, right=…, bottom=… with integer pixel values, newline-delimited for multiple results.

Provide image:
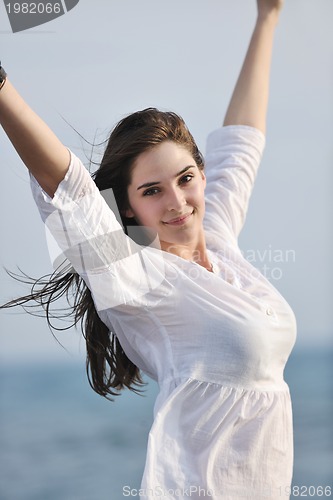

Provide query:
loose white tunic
left=30, top=126, right=297, bottom=499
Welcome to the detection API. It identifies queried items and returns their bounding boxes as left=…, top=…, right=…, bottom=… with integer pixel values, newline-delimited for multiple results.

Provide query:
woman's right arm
left=0, top=76, right=70, bottom=198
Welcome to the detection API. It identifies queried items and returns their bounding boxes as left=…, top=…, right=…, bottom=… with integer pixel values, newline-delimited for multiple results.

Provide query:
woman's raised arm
left=223, top=0, right=284, bottom=134
left=0, top=71, right=70, bottom=198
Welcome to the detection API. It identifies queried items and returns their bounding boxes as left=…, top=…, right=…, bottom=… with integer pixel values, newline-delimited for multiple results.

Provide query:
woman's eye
left=143, top=187, right=160, bottom=197
left=143, top=175, right=193, bottom=196
left=179, top=174, right=194, bottom=184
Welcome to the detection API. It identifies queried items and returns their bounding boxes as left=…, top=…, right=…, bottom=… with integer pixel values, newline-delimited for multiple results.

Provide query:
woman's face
left=125, top=141, right=206, bottom=251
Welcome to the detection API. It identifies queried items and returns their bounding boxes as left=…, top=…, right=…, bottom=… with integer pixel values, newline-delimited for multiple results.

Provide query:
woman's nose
left=166, top=187, right=186, bottom=212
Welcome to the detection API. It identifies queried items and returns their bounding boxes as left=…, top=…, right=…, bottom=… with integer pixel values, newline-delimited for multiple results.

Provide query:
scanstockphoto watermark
left=122, top=484, right=332, bottom=498
left=3, top=0, right=80, bottom=33
left=122, top=485, right=214, bottom=497
left=241, top=245, right=296, bottom=282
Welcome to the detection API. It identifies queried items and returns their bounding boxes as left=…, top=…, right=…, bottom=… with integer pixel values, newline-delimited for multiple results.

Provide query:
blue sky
left=0, top=0, right=332, bottom=363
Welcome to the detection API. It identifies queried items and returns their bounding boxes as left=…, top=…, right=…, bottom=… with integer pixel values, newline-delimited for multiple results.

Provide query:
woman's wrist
left=255, top=9, right=281, bottom=35
left=256, top=0, right=283, bottom=26
left=257, top=9, right=281, bottom=26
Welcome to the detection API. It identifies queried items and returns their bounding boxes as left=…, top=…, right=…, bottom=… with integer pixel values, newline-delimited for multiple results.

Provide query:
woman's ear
left=201, top=170, right=206, bottom=187
left=124, top=207, right=135, bottom=218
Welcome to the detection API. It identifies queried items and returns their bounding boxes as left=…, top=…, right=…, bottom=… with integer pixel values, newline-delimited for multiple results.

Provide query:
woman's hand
left=257, top=0, right=284, bottom=20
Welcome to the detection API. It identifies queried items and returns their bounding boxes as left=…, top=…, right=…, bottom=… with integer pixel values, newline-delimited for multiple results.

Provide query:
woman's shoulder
left=205, top=125, right=265, bottom=159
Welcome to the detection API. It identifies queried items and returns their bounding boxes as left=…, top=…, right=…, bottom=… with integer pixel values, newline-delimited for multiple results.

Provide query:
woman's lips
left=163, top=211, right=193, bottom=226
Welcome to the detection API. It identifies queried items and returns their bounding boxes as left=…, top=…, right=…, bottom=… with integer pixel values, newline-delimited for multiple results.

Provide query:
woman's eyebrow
left=137, top=165, right=196, bottom=190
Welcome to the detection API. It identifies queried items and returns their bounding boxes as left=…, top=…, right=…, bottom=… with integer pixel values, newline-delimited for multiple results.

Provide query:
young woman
left=0, top=0, right=297, bottom=498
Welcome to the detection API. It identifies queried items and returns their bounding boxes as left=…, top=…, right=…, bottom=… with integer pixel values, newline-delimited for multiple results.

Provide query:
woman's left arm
left=223, top=0, right=284, bottom=134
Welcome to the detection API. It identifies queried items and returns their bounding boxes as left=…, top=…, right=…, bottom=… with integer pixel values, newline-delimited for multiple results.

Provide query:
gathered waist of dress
left=153, top=375, right=292, bottom=421
left=157, top=374, right=291, bottom=396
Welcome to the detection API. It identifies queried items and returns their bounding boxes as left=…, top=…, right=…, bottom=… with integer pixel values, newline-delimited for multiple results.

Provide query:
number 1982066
left=6, top=3, right=62, bottom=14
left=279, top=485, right=332, bottom=497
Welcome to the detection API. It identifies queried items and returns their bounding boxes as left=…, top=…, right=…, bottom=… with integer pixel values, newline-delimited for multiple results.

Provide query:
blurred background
left=0, top=1, right=332, bottom=498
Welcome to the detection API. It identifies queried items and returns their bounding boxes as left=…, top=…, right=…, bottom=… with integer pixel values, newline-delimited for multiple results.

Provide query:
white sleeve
left=203, top=125, right=265, bottom=244
left=29, top=151, right=167, bottom=312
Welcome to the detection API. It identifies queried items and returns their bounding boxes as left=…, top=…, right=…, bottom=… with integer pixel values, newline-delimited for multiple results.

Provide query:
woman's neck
left=160, top=236, right=212, bottom=272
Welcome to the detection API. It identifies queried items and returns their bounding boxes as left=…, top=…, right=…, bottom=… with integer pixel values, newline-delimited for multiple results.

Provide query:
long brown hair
left=1, top=108, right=204, bottom=400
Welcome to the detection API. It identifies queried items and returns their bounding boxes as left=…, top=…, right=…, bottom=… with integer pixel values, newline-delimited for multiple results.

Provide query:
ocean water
left=0, top=348, right=332, bottom=500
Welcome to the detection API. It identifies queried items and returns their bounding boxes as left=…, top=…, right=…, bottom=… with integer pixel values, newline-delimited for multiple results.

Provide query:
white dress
left=30, top=125, right=297, bottom=499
